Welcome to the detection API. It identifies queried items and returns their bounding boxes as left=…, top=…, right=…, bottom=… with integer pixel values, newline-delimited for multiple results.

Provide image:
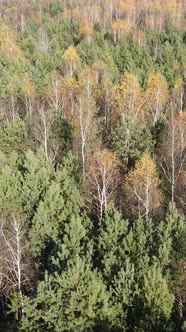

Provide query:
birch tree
left=159, top=105, right=186, bottom=203
left=112, top=73, right=146, bottom=124
left=0, top=216, right=30, bottom=319
left=145, top=71, right=169, bottom=125
left=71, top=87, right=98, bottom=176
left=35, top=102, right=55, bottom=160
left=62, top=46, right=81, bottom=77
left=21, top=74, right=35, bottom=117
left=86, top=149, right=119, bottom=218
left=43, top=71, right=63, bottom=112
left=125, top=154, right=163, bottom=222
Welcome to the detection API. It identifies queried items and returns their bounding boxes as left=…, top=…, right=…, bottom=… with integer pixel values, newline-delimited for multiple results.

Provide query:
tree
left=36, top=26, right=49, bottom=54
left=19, top=152, right=111, bottom=331
left=28, top=153, right=86, bottom=266
left=71, top=90, right=98, bottom=176
left=0, top=23, right=24, bottom=59
left=62, top=45, right=81, bottom=77
left=0, top=155, right=23, bottom=216
left=110, top=72, right=151, bottom=168
left=110, top=113, right=153, bottom=169
left=95, top=69, right=113, bottom=130
left=20, top=258, right=110, bottom=332
left=34, top=101, right=55, bottom=160
left=96, top=204, right=128, bottom=278
left=140, top=264, right=174, bottom=332
left=21, top=149, right=54, bottom=219
left=112, top=72, right=144, bottom=124
left=125, top=154, right=163, bottom=222
left=145, top=71, right=169, bottom=125
left=173, top=77, right=184, bottom=113
left=86, top=149, right=119, bottom=218
left=0, top=118, right=28, bottom=154
left=21, top=73, right=35, bottom=117
left=42, top=70, right=63, bottom=112
left=111, top=19, right=132, bottom=44
left=60, top=77, right=80, bottom=119
left=79, top=22, right=93, bottom=42
left=0, top=215, right=31, bottom=320
left=159, top=106, right=186, bottom=203
left=6, top=81, right=19, bottom=124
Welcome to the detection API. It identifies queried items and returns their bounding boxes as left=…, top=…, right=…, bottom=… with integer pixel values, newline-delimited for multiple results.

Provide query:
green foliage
left=110, top=117, right=153, bottom=168
left=0, top=154, right=23, bottom=215
left=44, top=0, right=64, bottom=16
left=113, top=38, right=154, bottom=85
left=20, top=259, right=110, bottom=332
left=0, top=118, right=28, bottom=153
left=28, top=153, right=89, bottom=271
left=21, top=149, right=54, bottom=218
left=157, top=27, right=186, bottom=86
left=96, top=204, right=128, bottom=279
left=150, top=116, right=166, bottom=149
left=77, top=33, right=118, bottom=79
left=0, top=54, right=27, bottom=95
left=140, top=265, right=174, bottom=331
left=95, top=204, right=180, bottom=331
left=0, top=2, right=186, bottom=331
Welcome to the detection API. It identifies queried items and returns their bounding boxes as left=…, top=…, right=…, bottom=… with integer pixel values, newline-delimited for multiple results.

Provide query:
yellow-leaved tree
left=86, top=148, right=119, bottom=218
left=21, top=73, right=35, bottom=117
left=60, top=77, right=80, bottom=119
left=145, top=71, right=169, bottom=125
left=79, top=22, right=93, bottom=42
left=62, top=46, right=81, bottom=77
left=0, top=23, right=24, bottom=59
left=71, top=89, right=97, bottom=176
left=112, top=72, right=145, bottom=124
left=125, top=154, right=163, bottom=222
left=42, top=70, right=63, bottom=111
left=111, top=19, right=132, bottom=43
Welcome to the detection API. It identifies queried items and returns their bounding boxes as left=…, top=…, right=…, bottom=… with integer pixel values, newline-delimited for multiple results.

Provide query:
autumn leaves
left=0, top=17, right=185, bottom=223
left=83, top=71, right=186, bottom=220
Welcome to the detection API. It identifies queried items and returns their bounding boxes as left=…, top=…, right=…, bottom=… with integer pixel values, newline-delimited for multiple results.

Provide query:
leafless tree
left=0, top=216, right=31, bottom=319
left=86, top=149, right=119, bottom=218
left=35, top=102, right=55, bottom=160
left=159, top=103, right=186, bottom=202
left=73, top=94, right=98, bottom=176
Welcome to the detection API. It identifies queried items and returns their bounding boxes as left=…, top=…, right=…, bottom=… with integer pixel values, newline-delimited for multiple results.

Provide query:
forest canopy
left=0, top=1, right=186, bottom=331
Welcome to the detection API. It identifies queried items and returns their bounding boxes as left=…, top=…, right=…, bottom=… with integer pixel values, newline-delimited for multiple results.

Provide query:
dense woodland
left=0, top=0, right=186, bottom=331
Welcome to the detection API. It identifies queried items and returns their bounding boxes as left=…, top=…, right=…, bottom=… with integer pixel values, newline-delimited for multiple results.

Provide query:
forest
left=0, top=0, right=186, bottom=331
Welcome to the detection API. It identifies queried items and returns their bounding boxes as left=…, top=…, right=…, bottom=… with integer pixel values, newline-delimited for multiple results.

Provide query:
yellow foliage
left=62, top=0, right=185, bottom=36
left=63, top=77, right=79, bottom=89
left=173, top=77, right=184, bottom=92
left=125, top=154, right=163, bottom=220
left=21, top=74, right=35, bottom=98
left=62, top=46, right=80, bottom=63
left=112, top=19, right=132, bottom=34
left=79, top=23, right=93, bottom=40
left=112, top=73, right=143, bottom=121
left=179, top=111, right=186, bottom=123
left=145, top=71, right=169, bottom=123
left=146, top=72, right=168, bottom=100
left=0, top=23, right=24, bottom=59
left=166, top=0, right=177, bottom=12
left=127, top=154, right=160, bottom=188
left=60, top=77, right=80, bottom=118
left=86, top=148, right=119, bottom=216
left=62, top=46, right=81, bottom=77
left=119, top=0, right=136, bottom=13
left=88, top=149, right=118, bottom=175
left=78, top=63, right=107, bottom=91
